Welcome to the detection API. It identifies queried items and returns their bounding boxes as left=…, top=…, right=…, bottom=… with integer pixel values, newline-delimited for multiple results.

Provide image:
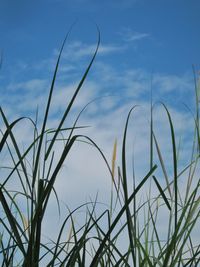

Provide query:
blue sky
left=1, top=0, right=200, bottom=195
left=0, top=0, right=200, bottom=115
left=0, top=0, right=200, bottom=256
left=0, top=0, right=200, bottom=74
left=0, top=0, right=200, bottom=201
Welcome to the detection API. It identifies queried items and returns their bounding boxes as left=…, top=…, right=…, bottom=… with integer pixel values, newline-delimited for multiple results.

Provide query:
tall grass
left=0, top=30, right=199, bottom=266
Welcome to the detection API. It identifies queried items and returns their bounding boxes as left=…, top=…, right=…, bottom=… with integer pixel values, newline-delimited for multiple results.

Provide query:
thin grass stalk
left=0, top=111, right=33, bottom=194
left=152, top=131, right=172, bottom=198
left=1, top=132, right=29, bottom=200
left=46, top=202, right=97, bottom=266
left=0, top=188, right=27, bottom=256
left=45, top=27, right=100, bottom=161
left=121, top=106, right=137, bottom=265
left=192, top=65, right=200, bottom=152
left=162, top=104, right=178, bottom=257
left=162, top=182, right=199, bottom=266
left=131, top=149, right=137, bottom=267
left=32, top=24, right=75, bottom=188
left=148, top=199, right=163, bottom=265
left=90, top=164, right=157, bottom=266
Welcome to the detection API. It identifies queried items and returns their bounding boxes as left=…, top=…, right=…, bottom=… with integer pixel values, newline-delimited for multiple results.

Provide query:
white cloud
left=53, top=41, right=126, bottom=61
left=153, top=73, right=193, bottom=93
left=1, top=52, right=199, bottom=264
left=7, top=78, right=47, bottom=92
left=119, top=27, right=150, bottom=42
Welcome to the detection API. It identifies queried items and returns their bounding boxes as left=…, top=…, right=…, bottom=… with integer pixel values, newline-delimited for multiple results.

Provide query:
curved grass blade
left=32, top=23, right=75, bottom=189
left=121, top=106, right=137, bottom=265
left=161, top=103, right=178, bottom=233
left=0, top=109, right=33, bottom=193
left=162, top=183, right=199, bottom=266
left=0, top=113, right=29, bottom=152
left=41, top=134, right=113, bottom=221
left=45, top=26, right=100, bottom=161
left=0, top=188, right=26, bottom=256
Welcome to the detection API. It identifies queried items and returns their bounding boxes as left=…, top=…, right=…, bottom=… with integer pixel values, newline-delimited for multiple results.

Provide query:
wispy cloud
left=7, top=79, right=47, bottom=92
left=1, top=54, right=198, bottom=253
left=26, top=41, right=126, bottom=76
left=1, top=49, right=196, bottom=207
left=54, top=41, right=126, bottom=60
left=119, top=27, right=150, bottom=42
left=153, top=73, right=193, bottom=93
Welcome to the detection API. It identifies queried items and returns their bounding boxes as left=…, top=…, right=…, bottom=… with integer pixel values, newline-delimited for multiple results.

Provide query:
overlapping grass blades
left=0, top=31, right=199, bottom=266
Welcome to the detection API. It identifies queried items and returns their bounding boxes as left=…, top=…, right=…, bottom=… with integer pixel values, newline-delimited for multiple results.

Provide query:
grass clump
left=0, top=30, right=199, bottom=266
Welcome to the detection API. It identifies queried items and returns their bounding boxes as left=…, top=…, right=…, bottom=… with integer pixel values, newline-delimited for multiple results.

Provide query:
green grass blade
left=32, top=24, right=75, bottom=189
left=121, top=106, right=137, bottom=265
left=90, top=164, right=157, bottom=266
left=0, top=188, right=26, bottom=256
left=45, top=27, right=100, bottom=161
left=152, top=175, right=171, bottom=211
left=153, top=131, right=172, bottom=198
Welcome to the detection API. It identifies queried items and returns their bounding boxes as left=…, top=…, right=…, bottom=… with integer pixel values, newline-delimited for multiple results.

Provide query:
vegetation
left=0, top=31, right=199, bottom=266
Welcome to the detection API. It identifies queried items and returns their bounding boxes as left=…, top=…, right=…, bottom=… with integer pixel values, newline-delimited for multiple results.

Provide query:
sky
left=0, top=0, right=200, bottom=73
left=0, top=0, right=200, bottom=261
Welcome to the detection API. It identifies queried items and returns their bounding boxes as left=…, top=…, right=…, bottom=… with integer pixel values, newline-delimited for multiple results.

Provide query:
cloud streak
left=1, top=42, right=198, bottom=257
left=119, top=27, right=150, bottom=42
left=54, top=41, right=126, bottom=61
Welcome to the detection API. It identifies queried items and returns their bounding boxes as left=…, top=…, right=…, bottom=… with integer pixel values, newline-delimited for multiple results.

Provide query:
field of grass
left=0, top=31, right=199, bottom=266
